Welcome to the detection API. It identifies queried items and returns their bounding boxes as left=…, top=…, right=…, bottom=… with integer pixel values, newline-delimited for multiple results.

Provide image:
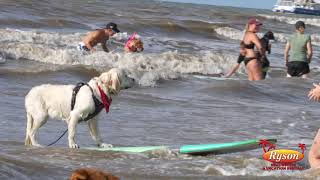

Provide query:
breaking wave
left=0, top=29, right=241, bottom=86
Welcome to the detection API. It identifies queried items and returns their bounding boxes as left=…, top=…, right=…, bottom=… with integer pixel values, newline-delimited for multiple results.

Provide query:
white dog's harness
left=71, top=82, right=112, bottom=122
left=47, top=82, right=112, bottom=147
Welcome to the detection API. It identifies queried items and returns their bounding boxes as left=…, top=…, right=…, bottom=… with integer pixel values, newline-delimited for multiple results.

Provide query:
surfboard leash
left=47, top=129, right=68, bottom=147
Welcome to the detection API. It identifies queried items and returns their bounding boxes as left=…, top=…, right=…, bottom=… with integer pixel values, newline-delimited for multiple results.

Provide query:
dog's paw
left=33, top=143, right=44, bottom=148
left=69, top=143, right=79, bottom=149
left=99, top=143, right=113, bottom=148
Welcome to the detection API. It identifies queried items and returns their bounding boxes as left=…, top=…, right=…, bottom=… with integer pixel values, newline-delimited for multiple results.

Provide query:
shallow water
left=1, top=0, right=320, bottom=179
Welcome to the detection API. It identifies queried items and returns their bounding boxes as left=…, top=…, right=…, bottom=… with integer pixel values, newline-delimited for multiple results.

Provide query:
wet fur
left=70, top=168, right=120, bottom=180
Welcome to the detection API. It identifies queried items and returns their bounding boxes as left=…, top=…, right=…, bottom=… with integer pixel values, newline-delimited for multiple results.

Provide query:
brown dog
left=124, top=33, right=144, bottom=53
left=70, top=168, right=120, bottom=180
left=124, top=39, right=144, bottom=53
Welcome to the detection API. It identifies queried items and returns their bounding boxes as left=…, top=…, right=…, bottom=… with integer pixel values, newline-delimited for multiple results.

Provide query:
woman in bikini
left=225, top=30, right=274, bottom=79
left=226, top=18, right=265, bottom=81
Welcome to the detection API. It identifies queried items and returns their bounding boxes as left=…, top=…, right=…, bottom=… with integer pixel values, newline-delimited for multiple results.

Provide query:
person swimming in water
left=78, top=22, right=120, bottom=53
left=225, top=18, right=266, bottom=81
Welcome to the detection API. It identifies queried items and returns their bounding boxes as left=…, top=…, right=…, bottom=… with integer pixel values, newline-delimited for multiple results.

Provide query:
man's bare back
left=83, top=29, right=110, bottom=52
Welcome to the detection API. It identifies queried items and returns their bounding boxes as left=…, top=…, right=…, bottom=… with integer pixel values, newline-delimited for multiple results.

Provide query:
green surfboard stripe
left=179, top=139, right=277, bottom=154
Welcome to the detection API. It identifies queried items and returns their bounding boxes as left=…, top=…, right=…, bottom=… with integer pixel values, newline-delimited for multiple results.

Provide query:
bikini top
left=243, top=42, right=255, bottom=49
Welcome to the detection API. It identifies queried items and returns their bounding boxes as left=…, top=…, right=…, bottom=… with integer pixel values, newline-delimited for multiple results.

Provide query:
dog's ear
left=99, top=69, right=121, bottom=95
left=111, top=73, right=121, bottom=95
left=99, top=72, right=112, bottom=85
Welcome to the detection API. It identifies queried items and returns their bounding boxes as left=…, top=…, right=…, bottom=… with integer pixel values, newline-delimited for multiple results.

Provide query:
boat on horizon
left=273, top=0, right=320, bottom=16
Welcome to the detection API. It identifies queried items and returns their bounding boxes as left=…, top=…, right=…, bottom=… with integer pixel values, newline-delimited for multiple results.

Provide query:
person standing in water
left=284, top=21, right=312, bottom=78
left=226, top=31, right=274, bottom=79
left=225, top=17, right=266, bottom=81
left=78, top=22, right=120, bottom=53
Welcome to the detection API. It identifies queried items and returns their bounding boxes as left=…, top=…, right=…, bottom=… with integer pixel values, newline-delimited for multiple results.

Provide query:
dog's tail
left=25, top=112, right=33, bottom=146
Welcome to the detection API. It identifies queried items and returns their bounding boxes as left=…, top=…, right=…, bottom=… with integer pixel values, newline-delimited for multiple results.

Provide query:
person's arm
left=225, top=52, right=245, bottom=78
left=101, top=40, right=109, bottom=53
left=284, top=42, right=291, bottom=66
left=225, top=63, right=240, bottom=78
left=252, top=34, right=265, bottom=55
left=86, top=43, right=96, bottom=52
left=308, top=83, right=320, bottom=102
left=307, top=37, right=313, bottom=63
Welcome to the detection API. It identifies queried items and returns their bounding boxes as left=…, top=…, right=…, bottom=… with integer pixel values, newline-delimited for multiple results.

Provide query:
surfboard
left=84, top=139, right=277, bottom=155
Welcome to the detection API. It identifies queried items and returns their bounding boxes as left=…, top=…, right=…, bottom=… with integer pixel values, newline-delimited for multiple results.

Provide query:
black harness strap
left=71, top=82, right=86, bottom=110
left=71, top=82, right=104, bottom=122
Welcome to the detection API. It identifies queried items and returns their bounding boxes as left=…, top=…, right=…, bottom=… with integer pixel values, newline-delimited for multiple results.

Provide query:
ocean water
left=1, top=0, right=320, bottom=179
left=161, top=0, right=277, bottom=9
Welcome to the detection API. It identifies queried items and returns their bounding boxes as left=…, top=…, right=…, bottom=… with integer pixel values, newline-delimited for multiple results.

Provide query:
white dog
left=25, top=68, right=134, bottom=148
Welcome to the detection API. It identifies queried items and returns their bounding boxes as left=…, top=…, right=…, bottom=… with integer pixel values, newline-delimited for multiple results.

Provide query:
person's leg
left=247, top=59, right=263, bottom=81
left=302, top=74, right=309, bottom=78
left=78, top=42, right=90, bottom=55
left=286, top=61, right=294, bottom=78
left=247, top=69, right=254, bottom=81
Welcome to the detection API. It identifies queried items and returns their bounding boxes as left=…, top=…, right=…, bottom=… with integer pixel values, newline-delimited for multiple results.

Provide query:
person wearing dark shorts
left=286, top=61, right=310, bottom=77
left=284, top=21, right=312, bottom=78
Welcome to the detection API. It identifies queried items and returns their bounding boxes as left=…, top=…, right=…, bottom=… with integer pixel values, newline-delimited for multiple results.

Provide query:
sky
left=162, top=0, right=278, bottom=10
